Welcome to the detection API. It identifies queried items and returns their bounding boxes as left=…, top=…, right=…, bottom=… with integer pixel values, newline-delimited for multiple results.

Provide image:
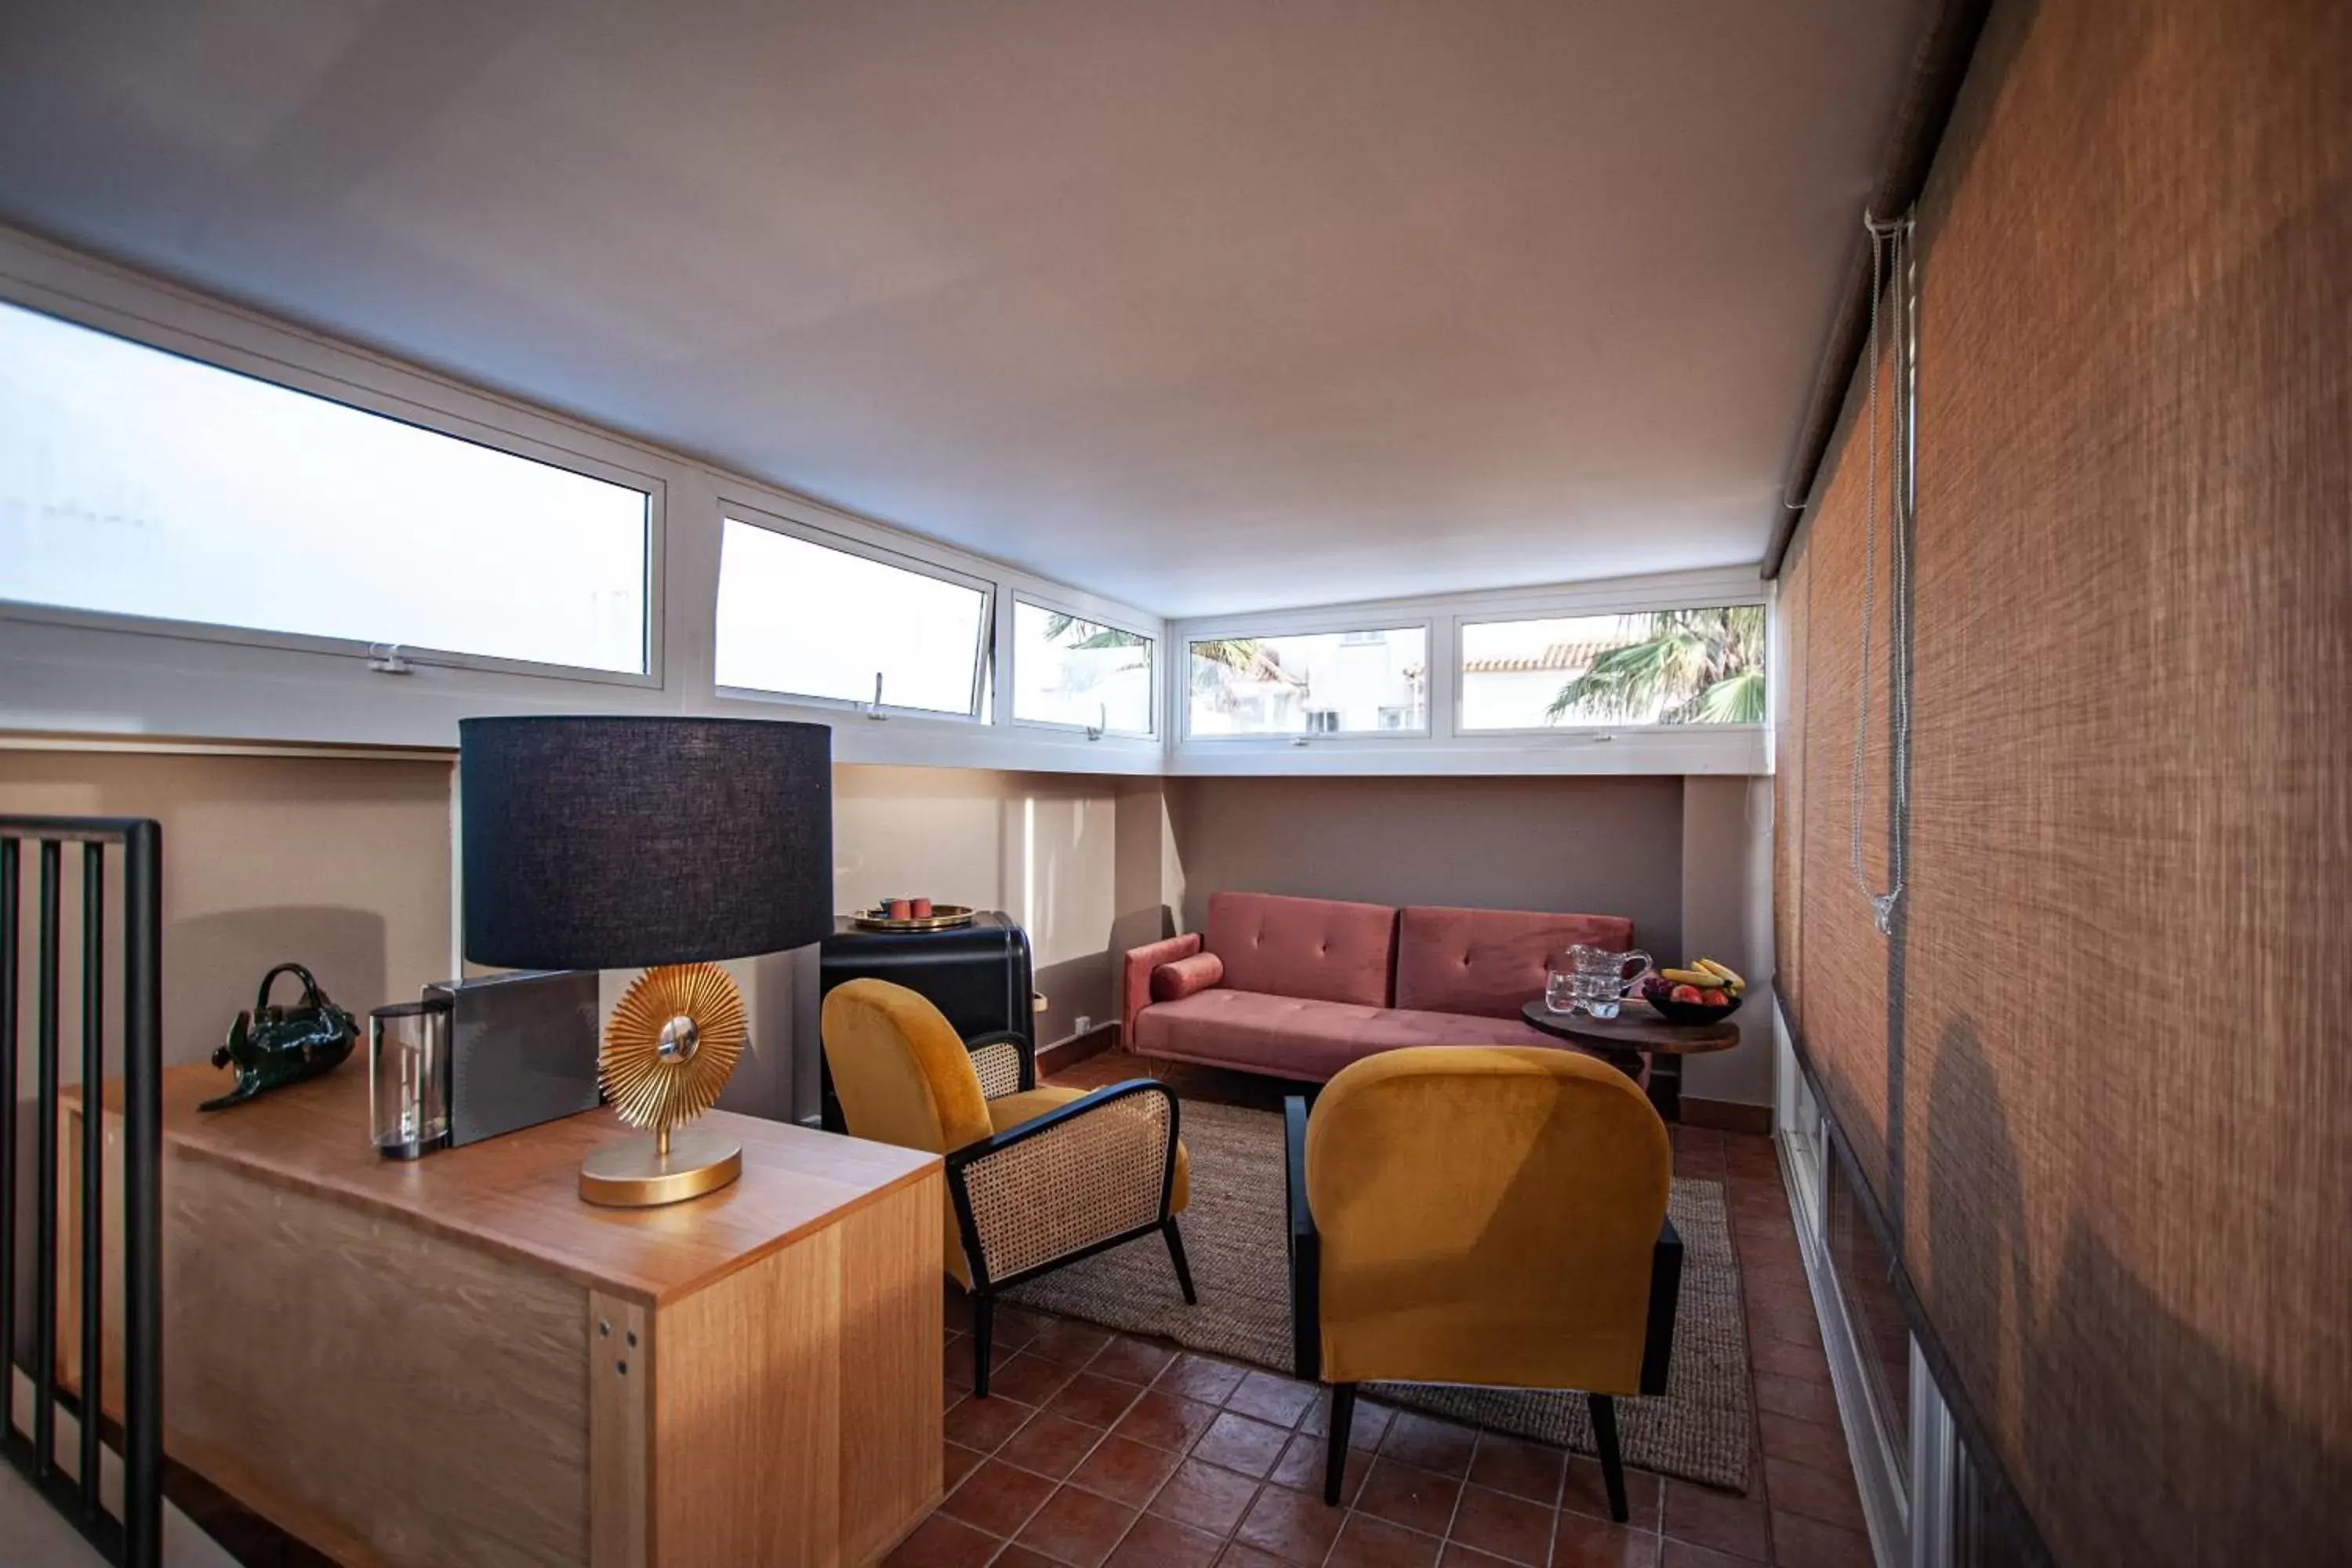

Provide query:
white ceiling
left=0, top=0, right=1921, bottom=618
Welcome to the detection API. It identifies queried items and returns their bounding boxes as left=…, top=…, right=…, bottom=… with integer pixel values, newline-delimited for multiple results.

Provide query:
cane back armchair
left=820, top=978, right=1195, bottom=1396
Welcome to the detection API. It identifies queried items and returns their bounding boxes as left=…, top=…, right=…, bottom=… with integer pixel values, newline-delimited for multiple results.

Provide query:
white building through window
left=1011, top=601, right=1154, bottom=734
left=1457, top=606, right=1766, bottom=730
left=1188, top=626, right=1426, bottom=737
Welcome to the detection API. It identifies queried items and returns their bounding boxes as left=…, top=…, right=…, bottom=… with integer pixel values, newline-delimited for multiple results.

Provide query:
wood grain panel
left=589, top=1292, right=652, bottom=1568
left=655, top=1225, right=842, bottom=1565
left=57, top=1096, right=125, bottom=1418
left=85, top=1065, right=938, bottom=1305
left=166, top=1149, right=590, bottom=1567
left=650, top=1172, right=942, bottom=1566
left=835, top=1177, right=945, bottom=1566
left=60, top=1067, right=942, bottom=1566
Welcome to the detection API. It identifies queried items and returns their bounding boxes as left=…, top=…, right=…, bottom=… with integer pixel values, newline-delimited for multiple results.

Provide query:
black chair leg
left=1163, top=1218, right=1199, bottom=1305
left=1324, top=1384, right=1357, bottom=1505
left=973, top=1292, right=996, bottom=1399
left=1588, top=1392, right=1628, bottom=1523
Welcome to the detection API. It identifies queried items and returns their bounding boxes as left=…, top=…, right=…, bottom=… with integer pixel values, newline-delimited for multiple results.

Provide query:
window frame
left=1450, top=594, right=1769, bottom=739
left=712, top=503, right=996, bottom=723
left=1178, top=616, right=1436, bottom=743
left=1167, top=569, right=1772, bottom=775
left=1006, top=593, right=1160, bottom=739
left=0, top=282, right=667, bottom=690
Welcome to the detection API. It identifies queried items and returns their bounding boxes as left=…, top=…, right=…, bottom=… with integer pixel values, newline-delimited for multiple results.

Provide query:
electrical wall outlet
left=1073, top=1015, right=1093, bottom=1035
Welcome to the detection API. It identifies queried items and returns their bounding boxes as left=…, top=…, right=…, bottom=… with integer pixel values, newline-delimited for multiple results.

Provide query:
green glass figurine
left=201, top=963, right=359, bottom=1111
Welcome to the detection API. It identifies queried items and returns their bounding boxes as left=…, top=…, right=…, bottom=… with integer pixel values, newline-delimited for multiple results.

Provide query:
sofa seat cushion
left=1394, top=905, right=1638, bottom=1020
left=1134, top=989, right=1581, bottom=1083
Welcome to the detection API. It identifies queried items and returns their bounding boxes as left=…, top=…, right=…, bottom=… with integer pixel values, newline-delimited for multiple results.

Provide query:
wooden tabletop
left=83, top=1064, right=940, bottom=1308
left=1519, top=996, right=1744, bottom=1055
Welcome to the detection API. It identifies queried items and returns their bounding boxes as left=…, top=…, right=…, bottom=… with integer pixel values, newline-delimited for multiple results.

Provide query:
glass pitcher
left=1557, top=943, right=1653, bottom=1020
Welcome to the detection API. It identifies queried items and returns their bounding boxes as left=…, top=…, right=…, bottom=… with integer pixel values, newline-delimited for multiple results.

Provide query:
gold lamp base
left=583, top=961, right=750, bottom=1207
left=579, top=1125, right=744, bottom=1207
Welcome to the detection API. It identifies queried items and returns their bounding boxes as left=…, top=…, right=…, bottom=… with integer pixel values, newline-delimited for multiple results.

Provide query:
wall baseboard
left=1680, top=1097, right=1773, bottom=1135
left=1036, top=1021, right=1120, bottom=1076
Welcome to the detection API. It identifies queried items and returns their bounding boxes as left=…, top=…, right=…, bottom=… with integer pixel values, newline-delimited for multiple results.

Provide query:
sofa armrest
left=1284, top=1094, right=1320, bottom=1381
left=1122, top=932, right=1202, bottom=1045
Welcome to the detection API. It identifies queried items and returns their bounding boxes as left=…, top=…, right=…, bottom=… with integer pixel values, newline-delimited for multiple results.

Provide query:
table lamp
left=458, top=716, right=833, bottom=1206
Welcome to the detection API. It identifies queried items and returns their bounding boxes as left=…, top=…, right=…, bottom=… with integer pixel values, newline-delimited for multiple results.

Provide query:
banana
left=1660, top=967, right=1719, bottom=987
left=1696, top=958, right=1747, bottom=990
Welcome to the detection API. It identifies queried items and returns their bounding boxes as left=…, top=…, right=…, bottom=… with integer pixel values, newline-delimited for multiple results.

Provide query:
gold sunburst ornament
left=579, top=962, right=750, bottom=1207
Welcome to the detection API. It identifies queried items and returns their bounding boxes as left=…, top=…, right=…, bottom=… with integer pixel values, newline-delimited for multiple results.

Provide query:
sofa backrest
left=1203, top=891, right=1398, bottom=1007
left=1393, top=905, right=1636, bottom=1019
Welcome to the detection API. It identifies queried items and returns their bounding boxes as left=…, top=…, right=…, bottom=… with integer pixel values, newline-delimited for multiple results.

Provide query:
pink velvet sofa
left=1121, top=891, right=1637, bottom=1083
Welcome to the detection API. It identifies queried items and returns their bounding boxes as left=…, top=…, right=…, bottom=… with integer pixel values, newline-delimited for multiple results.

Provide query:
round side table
left=1520, top=997, right=1743, bottom=1120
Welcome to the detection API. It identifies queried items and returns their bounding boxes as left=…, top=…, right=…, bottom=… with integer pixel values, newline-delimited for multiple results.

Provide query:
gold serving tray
left=848, top=904, right=978, bottom=932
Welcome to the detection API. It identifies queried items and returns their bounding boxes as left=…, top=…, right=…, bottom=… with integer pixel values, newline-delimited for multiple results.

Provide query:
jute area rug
left=1006, top=1099, right=1752, bottom=1494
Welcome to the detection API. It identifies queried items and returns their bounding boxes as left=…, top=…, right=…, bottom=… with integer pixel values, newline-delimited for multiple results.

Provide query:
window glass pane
left=1012, top=602, right=1153, bottom=733
left=715, top=520, right=986, bottom=715
left=1828, top=1152, right=1911, bottom=1482
left=0, top=300, right=648, bottom=673
left=1458, top=606, right=1766, bottom=729
left=1188, top=627, right=1426, bottom=736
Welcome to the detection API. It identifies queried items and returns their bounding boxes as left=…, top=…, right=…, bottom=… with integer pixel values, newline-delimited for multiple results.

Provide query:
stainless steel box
left=423, top=970, right=601, bottom=1146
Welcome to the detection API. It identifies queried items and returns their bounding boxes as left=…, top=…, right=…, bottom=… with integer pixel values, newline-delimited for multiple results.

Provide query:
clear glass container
left=369, top=1000, right=452, bottom=1160
left=1543, top=967, right=1580, bottom=1014
left=1563, top=942, right=1651, bottom=1020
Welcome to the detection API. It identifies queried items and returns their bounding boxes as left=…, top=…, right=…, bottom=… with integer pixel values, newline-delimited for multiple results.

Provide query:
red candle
left=910, top=897, right=934, bottom=917
left=887, top=898, right=913, bottom=920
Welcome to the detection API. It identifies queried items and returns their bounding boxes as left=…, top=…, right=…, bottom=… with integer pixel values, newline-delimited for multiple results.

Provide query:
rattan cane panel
left=1822, top=2, right=2352, bottom=1563
left=965, top=1093, right=1172, bottom=1281
left=971, top=1037, right=1026, bottom=1101
left=1793, top=328, right=1902, bottom=1207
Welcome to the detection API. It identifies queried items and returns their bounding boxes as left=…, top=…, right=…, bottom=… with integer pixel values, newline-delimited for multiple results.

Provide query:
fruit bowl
left=1639, top=973, right=1741, bottom=1026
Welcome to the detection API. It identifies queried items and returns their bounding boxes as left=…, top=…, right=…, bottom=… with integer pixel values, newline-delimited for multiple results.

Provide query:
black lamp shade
left=459, top=716, right=833, bottom=971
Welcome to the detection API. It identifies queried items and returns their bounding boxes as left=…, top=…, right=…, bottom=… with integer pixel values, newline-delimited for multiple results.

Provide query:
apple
left=1670, top=983, right=1704, bottom=1004
left=1701, top=988, right=1729, bottom=1007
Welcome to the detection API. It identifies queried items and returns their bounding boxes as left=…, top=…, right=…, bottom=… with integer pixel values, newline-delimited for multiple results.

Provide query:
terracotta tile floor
left=889, top=1052, right=1875, bottom=1568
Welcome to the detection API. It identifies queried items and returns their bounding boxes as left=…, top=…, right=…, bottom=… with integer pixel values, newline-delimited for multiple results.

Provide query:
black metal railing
left=1, top=816, right=162, bottom=1568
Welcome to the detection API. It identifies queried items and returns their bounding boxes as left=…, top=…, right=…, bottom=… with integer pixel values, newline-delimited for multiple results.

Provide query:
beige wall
left=833, top=764, right=1125, bottom=1036
left=1160, top=773, right=1777, bottom=1107
left=0, top=746, right=1139, bottom=1127
left=781, top=764, right=1137, bottom=1117
left=2, top=746, right=1774, bottom=1121
left=1, top=744, right=456, bottom=1079
left=833, top=761, right=1115, bottom=992
left=1163, top=775, right=1686, bottom=954
left=1677, top=775, right=1775, bottom=1105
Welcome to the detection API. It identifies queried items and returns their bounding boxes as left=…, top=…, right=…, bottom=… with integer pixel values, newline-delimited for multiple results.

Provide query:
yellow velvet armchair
left=1285, top=1047, right=1682, bottom=1521
left=821, top=978, right=1195, bottom=1396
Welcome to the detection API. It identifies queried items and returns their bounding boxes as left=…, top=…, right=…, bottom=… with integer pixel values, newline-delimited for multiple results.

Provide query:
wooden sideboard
left=63, top=1064, right=944, bottom=1567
